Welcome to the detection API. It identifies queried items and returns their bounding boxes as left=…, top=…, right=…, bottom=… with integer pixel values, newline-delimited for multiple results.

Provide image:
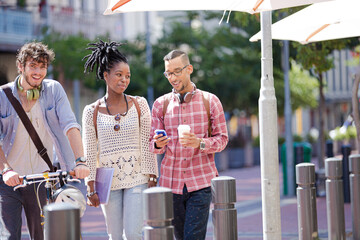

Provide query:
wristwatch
left=75, top=157, right=86, bottom=164
left=199, top=138, right=206, bottom=150
left=86, top=191, right=97, bottom=198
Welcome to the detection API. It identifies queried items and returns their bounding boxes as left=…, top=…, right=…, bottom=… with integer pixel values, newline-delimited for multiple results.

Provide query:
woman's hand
left=148, top=175, right=157, bottom=188
left=87, top=193, right=100, bottom=207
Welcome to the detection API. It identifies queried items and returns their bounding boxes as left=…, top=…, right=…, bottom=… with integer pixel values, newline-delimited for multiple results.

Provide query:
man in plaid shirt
left=150, top=50, right=228, bottom=240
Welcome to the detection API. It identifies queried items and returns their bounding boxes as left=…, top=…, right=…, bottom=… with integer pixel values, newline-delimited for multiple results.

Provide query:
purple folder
left=95, top=168, right=114, bottom=204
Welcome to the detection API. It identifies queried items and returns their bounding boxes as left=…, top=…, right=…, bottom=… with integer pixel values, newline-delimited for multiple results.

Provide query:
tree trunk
left=352, top=73, right=360, bottom=152
left=318, top=74, right=325, bottom=169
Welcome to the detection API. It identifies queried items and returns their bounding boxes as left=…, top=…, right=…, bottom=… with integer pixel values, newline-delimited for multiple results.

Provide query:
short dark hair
left=83, top=40, right=128, bottom=80
left=163, top=50, right=189, bottom=64
left=16, top=42, right=55, bottom=72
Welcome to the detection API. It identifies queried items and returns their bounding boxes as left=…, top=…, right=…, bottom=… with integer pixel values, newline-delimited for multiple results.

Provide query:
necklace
left=104, top=94, right=128, bottom=116
left=104, top=94, right=128, bottom=131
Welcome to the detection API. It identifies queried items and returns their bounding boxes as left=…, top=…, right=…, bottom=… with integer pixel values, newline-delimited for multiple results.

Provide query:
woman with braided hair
left=82, top=40, right=158, bottom=240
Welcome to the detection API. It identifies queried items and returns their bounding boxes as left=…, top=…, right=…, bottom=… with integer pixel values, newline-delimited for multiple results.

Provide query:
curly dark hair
left=16, top=42, right=55, bottom=73
left=83, top=40, right=128, bottom=80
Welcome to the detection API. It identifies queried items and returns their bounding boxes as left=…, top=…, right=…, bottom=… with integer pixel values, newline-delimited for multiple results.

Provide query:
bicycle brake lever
left=13, top=184, right=25, bottom=191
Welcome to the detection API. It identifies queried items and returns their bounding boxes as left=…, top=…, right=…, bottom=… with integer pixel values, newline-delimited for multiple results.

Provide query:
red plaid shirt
left=150, top=88, right=228, bottom=194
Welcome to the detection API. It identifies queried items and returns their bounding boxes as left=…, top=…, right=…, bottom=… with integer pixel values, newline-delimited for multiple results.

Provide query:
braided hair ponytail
left=83, top=40, right=128, bottom=80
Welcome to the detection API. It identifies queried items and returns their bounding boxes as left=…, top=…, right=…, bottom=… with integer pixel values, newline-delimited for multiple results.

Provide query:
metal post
left=349, top=154, right=360, bottom=239
left=259, top=11, right=282, bottom=240
left=283, top=39, right=295, bottom=197
left=296, top=163, right=318, bottom=239
left=211, top=176, right=237, bottom=240
left=145, top=12, right=154, bottom=107
left=44, top=202, right=80, bottom=240
left=143, top=187, right=174, bottom=240
left=325, top=158, right=345, bottom=240
left=341, top=144, right=351, bottom=203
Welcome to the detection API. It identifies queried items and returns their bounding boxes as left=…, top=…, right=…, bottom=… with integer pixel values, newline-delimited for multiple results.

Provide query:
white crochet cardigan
left=82, top=96, right=158, bottom=190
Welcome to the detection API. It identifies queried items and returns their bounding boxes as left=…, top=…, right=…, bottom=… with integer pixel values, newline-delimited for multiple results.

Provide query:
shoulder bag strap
left=2, top=86, right=55, bottom=172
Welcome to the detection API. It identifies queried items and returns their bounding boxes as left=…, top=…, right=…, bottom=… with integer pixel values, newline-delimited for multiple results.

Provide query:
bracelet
left=149, top=177, right=157, bottom=183
left=75, top=163, right=87, bottom=167
left=86, top=191, right=97, bottom=198
left=1, top=167, right=13, bottom=175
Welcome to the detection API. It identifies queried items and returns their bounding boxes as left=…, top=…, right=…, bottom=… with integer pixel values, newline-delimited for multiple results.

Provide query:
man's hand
left=74, top=163, right=90, bottom=179
left=154, top=133, right=171, bottom=148
left=3, top=170, right=20, bottom=186
left=179, top=132, right=201, bottom=149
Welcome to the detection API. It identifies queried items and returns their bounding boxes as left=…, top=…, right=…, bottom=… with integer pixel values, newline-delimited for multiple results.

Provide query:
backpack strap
left=129, top=96, right=141, bottom=126
left=162, top=95, right=170, bottom=120
left=92, top=99, right=101, bottom=139
left=201, top=91, right=212, bottom=137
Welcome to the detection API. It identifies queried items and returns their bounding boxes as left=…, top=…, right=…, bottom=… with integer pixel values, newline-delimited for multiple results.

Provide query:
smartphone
left=155, top=129, right=167, bottom=137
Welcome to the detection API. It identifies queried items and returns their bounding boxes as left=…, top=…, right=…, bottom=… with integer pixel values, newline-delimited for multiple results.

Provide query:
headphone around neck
left=17, top=78, right=41, bottom=101
left=173, top=83, right=197, bottom=104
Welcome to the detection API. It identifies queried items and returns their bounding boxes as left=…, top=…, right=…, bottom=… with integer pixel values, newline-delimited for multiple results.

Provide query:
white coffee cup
left=178, top=125, right=191, bottom=138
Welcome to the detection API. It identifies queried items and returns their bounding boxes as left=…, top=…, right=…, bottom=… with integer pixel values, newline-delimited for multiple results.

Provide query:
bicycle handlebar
left=19, top=170, right=75, bottom=181
left=14, top=170, right=77, bottom=191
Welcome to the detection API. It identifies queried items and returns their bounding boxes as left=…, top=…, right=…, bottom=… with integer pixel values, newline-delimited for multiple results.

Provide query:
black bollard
left=295, top=144, right=304, bottom=164
left=341, top=144, right=351, bottom=203
left=326, top=140, right=334, bottom=158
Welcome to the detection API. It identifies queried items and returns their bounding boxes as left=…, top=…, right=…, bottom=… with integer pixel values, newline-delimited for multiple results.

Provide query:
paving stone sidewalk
left=21, top=164, right=353, bottom=239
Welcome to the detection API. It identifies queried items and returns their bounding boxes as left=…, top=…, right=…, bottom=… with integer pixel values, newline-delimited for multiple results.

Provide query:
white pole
left=259, top=11, right=282, bottom=240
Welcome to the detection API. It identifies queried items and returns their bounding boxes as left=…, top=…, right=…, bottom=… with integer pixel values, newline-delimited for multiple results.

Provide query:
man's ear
left=188, top=64, right=194, bottom=74
left=17, top=61, right=23, bottom=74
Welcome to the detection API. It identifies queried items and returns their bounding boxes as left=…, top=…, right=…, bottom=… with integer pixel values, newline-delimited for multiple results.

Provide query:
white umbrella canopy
left=250, top=0, right=360, bottom=44
left=104, top=0, right=332, bottom=15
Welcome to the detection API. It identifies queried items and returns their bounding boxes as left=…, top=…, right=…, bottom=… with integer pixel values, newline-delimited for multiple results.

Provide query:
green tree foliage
left=42, top=32, right=93, bottom=83
left=40, top=11, right=324, bottom=116
left=151, top=12, right=263, bottom=113
left=288, top=60, right=318, bottom=109
left=292, top=38, right=358, bottom=168
left=42, top=32, right=150, bottom=96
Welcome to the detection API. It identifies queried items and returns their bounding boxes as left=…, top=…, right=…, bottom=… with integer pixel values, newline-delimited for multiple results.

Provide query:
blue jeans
left=101, top=184, right=147, bottom=240
left=0, top=176, right=47, bottom=240
left=172, top=185, right=212, bottom=240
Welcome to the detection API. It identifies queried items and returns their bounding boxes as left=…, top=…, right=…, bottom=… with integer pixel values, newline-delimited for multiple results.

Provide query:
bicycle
left=14, top=170, right=87, bottom=222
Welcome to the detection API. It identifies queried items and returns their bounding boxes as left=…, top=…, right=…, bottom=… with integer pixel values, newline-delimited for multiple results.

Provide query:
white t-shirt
left=7, top=101, right=54, bottom=175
